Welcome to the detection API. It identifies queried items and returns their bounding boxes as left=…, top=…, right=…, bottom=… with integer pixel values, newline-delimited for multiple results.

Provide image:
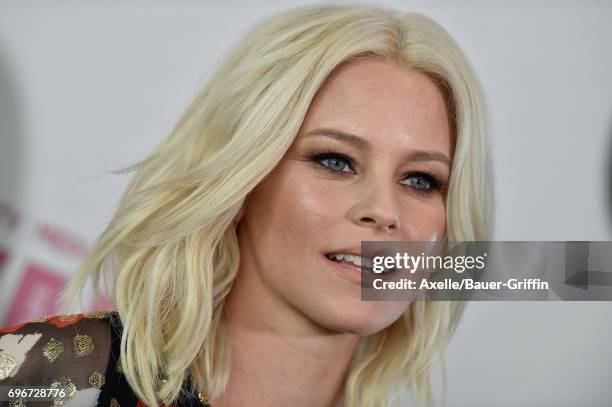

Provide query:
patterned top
left=0, top=311, right=210, bottom=407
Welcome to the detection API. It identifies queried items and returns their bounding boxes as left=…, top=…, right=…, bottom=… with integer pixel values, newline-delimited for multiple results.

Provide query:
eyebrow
left=302, top=128, right=451, bottom=167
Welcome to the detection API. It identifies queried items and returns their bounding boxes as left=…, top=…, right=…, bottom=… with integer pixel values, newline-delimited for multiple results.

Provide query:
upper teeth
left=327, top=253, right=373, bottom=268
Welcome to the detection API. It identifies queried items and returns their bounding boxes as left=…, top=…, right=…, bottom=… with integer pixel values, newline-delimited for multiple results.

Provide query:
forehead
left=299, top=58, right=451, bottom=153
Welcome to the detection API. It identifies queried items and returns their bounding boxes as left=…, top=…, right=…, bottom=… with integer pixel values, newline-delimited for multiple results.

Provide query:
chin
left=315, top=301, right=407, bottom=336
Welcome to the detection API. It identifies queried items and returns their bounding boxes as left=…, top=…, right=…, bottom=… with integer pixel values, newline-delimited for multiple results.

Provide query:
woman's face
left=236, top=58, right=452, bottom=335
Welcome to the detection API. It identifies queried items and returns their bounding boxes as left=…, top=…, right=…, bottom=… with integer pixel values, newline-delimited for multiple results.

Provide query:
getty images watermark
left=358, top=241, right=612, bottom=301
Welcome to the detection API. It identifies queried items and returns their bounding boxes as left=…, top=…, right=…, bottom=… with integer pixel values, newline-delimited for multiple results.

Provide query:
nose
left=348, top=180, right=401, bottom=234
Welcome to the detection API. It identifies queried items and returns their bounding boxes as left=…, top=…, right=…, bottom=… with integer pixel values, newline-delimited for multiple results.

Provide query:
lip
left=325, top=246, right=367, bottom=259
left=325, top=246, right=398, bottom=273
left=325, top=246, right=399, bottom=261
left=323, top=253, right=379, bottom=286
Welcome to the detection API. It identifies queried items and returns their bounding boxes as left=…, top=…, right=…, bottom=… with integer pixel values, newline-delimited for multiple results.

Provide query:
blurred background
left=0, top=1, right=611, bottom=405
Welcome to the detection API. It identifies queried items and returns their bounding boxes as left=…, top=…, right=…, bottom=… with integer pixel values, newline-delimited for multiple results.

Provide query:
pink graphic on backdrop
left=0, top=248, right=7, bottom=271
left=4, top=262, right=67, bottom=326
left=36, top=222, right=89, bottom=259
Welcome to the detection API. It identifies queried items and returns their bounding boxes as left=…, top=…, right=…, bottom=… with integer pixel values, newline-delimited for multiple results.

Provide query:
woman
left=0, top=4, right=493, bottom=407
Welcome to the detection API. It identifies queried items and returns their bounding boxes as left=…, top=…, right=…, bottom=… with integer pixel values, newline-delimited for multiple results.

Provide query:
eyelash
left=310, top=148, right=447, bottom=193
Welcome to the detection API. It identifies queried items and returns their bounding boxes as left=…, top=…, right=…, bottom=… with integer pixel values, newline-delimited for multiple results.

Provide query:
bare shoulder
left=0, top=311, right=117, bottom=401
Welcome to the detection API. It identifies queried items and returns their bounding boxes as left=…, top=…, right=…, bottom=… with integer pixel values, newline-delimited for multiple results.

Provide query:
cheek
left=429, top=202, right=447, bottom=235
left=242, top=169, right=348, bottom=275
left=403, top=198, right=447, bottom=240
left=275, top=175, right=346, bottom=246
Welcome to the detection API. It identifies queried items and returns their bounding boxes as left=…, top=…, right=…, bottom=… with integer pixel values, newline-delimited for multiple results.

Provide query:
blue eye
left=309, top=150, right=446, bottom=193
left=401, top=172, right=444, bottom=192
left=320, top=157, right=350, bottom=172
left=311, top=150, right=355, bottom=174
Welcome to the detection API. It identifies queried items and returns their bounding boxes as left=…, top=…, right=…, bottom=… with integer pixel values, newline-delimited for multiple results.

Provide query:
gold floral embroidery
left=84, top=311, right=109, bottom=319
left=8, top=398, right=27, bottom=406
left=198, top=391, right=209, bottom=404
left=73, top=334, right=94, bottom=357
left=0, top=353, right=17, bottom=380
left=110, top=397, right=120, bottom=406
left=31, top=315, right=51, bottom=323
left=50, top=375, right=76, bottom=405
left=42, top=338, right=64, bottom=363
left=88, top=369, right=105, bottom=388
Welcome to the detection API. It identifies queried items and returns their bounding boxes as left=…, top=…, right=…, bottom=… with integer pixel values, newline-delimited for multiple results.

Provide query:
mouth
left=324, top=252, right=375, bottom=273
left=323, top=252, right=396, bottom=275
left=322, top=253, right=369, bottom=286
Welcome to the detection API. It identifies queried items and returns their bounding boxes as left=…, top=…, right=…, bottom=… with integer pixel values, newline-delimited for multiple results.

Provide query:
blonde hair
left=61, top=4, right=494, bottom=407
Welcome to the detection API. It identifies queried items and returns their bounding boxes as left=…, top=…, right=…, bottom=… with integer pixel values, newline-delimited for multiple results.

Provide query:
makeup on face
left=235, top=58, right=452, bottom=335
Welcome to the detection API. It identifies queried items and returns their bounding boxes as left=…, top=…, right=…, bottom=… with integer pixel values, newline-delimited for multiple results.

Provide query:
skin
left=213, top=57, right=453, bottom=407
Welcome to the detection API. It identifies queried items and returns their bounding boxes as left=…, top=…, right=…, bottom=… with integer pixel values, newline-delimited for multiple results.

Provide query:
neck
left=212, top=259, right=360, bottom=407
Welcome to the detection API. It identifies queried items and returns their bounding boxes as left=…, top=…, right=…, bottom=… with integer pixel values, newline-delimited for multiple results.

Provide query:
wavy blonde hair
left=61, top=4, right=494, bottom=407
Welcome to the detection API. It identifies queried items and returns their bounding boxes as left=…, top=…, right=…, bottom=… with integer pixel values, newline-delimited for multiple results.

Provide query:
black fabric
left=0, top=311, right=210, bottom=407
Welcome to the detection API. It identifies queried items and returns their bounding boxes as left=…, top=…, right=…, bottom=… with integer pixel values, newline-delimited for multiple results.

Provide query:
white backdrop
left=0, top=1, right=611, bottom=405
